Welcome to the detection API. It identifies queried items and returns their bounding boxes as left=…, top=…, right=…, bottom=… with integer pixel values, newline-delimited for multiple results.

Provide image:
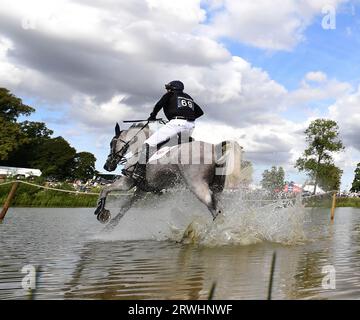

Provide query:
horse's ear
left=115, top=123, right=121, bottom=137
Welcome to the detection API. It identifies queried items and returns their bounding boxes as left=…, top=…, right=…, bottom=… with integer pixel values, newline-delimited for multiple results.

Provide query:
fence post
left=267, top=251, right=277, bottom=300
left=0, top=182, right=19, bottom=221
left=330, top=192, right=337, bottom=223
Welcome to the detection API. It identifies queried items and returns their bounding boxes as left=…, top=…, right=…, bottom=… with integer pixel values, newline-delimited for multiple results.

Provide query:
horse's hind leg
left=188, top=181, right=222, bottom=221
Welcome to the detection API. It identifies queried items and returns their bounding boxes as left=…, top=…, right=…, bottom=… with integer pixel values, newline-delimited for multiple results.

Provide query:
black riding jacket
left=150, top=91, right=204, bottom=121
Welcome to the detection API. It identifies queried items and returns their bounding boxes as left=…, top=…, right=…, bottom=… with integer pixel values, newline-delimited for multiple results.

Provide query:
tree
left=261, top=166, right=285, bottom=193
left=20, top=121, right=53, bottom=140
left=2, top=121, right=54, bottom=167
left=0, top=88, right=97, bottom=180
left=70, top=152, right=97, bottom=180
left=317, top=163, right=343, bottom=192
left=0, top=117, right=26, bottom=160
left=29, top=137, right=76, bottom=180
left=0, top=88, right=35, bottom=160
left=295, top=119, right=344, bottom=194
left=351, top=163, right=360, bottom=192
left=0, top=88, right=34, bottom=122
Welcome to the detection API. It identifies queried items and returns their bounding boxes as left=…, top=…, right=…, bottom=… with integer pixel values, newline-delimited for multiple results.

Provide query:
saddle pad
left=149, top=146, right=177, bottom=162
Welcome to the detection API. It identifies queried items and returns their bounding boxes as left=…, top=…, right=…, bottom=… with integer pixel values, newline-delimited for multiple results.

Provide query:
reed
left=267, top=252, right=276, bottom=300
left=335, top=197, right=360, bottom=208
left=304, top=196, right=360, bottom=208
left=207, top=281, right=216, bottom=300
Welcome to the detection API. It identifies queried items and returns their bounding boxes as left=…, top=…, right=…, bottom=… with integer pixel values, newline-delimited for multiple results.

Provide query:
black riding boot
left=132, top=143, right=150, bottom=183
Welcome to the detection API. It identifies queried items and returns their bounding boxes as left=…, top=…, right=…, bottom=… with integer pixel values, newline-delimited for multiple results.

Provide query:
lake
left=1, top=192, right=360, bottom=300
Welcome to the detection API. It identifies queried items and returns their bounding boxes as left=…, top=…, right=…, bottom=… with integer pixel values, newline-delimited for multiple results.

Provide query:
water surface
left=1, top=204, right=360, bottom=300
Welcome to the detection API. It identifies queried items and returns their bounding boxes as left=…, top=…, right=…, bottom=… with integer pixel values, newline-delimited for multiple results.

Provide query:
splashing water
left=94, top=189, right=308, bottom=246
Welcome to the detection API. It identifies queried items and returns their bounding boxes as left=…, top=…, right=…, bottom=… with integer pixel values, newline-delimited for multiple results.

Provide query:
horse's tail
left=212, top=140, right=243, bottom=191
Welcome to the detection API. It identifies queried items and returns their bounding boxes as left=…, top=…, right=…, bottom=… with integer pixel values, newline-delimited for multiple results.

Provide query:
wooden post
left=0, top=182, right=19, bottom=221
left=330, top=192, right=337, bottom=223
left=267, top=251, right=277, bottom=300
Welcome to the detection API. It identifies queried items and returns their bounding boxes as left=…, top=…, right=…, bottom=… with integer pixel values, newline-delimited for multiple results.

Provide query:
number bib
left=177, top=97, right=194, bottom=110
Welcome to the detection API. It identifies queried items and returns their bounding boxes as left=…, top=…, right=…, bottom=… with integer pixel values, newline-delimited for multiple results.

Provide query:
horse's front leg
left=105, top=188, right=145, bottom=230
left=94, top=177, right=135, bottom=223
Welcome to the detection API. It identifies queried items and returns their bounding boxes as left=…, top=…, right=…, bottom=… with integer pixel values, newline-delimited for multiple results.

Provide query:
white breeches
left=145, top=119, right=195, bottom=147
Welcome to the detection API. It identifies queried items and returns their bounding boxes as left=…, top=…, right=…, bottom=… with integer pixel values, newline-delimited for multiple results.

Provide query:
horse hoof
left=97, top=210, right=111, bottom=224
left=212, top=210, right=222, bottom=221
left=94, top=198, right=106, bottom=216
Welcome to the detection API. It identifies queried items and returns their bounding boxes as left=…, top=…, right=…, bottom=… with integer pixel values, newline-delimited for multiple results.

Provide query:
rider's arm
left=194, top=102, right=204, bottom=119
left=149, top=93, right=170, bottom=119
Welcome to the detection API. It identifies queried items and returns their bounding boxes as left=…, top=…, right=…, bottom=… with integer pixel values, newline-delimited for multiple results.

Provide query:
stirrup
left=121, top=168, right=132, bottom=178
left=132, top=172, right=145, bottom=182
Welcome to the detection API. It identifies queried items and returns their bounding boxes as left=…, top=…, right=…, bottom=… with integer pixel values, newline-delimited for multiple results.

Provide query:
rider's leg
left=132, top=143, right=150, bottom=182
left=146, top=119, right=194, bottom=147
left=145, top=121, right=180, bottom=147
left=132, top=120, right=195, bottom=182
left=132, top=122, right=179, bottom=182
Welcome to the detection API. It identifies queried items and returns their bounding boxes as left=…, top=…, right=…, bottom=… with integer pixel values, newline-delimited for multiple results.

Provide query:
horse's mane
left=129, top=123, right=148, bottom=129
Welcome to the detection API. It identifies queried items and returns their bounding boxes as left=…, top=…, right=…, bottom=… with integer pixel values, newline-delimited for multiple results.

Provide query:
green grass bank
left=0, top=181, right=98, bottom=208
left=1, top=181, right=360, bottom=208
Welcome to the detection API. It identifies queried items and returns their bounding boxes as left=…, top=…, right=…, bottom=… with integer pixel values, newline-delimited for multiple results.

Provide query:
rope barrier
left=0, top=180, right=131, bottom=196
left=0, top=180, right=337, bottom=202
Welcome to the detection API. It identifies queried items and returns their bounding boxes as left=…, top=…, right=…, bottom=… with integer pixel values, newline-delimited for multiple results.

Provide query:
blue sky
left=1, top=0, right=359, bottom=190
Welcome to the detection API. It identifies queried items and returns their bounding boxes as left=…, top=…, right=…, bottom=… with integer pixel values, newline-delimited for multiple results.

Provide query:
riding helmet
left=165, top=80, right=184, bottom=91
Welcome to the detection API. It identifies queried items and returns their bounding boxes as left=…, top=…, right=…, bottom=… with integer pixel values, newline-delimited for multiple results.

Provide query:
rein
left=110, top=121, right=150, bottom=165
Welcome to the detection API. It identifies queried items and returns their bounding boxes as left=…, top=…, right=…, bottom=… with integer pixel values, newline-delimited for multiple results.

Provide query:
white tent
left=0, top=166, right=42, bottom=178
left=302, top=184, right=325, bottom=194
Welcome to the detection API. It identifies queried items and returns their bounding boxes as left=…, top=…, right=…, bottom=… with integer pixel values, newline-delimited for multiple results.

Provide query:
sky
left=0, top=0, right=360, bottom=189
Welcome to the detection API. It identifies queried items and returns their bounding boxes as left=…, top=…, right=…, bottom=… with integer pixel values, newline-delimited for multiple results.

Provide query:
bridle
left=107, top=121, right=150, bottom=166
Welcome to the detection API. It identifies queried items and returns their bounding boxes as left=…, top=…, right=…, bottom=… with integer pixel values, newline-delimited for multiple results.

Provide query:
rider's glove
left=148, top=114, right=156, bottom=121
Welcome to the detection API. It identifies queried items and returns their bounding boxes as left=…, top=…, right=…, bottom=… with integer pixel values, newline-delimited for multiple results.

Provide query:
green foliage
left=317, top=163, right=343, bottom=192
left=29, top=137, right=77, bottom=180
left=296, top=194, right=360, bottom=208
left=261, top=166, right=285, bottom=193
left=0, top=182, right=98, bottom=208
left=0, top=88, right=34, bottom=122
left=70, top=152, right=97, bottom=180
left=350, top=163, right=360, bottom=192
left=0, top=117, right=26, bottom=160
left=335, top=197, right=360, bottom=208
left=0, top=88, right=35, bottom=160
left=20, top=120, right=53, bottom=140
left=2, top=121, right=53, bottom=167
left=0, top=87, right=97, bottom=180
left=295, top=119, right=344, bottom=193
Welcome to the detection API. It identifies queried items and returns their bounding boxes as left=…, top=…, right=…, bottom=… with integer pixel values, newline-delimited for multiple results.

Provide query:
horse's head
left=103, top=122, right=149, bottom=172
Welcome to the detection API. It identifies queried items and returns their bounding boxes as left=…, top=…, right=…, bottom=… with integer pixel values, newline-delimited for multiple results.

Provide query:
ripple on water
left=1, top=205, right=360, bottom=299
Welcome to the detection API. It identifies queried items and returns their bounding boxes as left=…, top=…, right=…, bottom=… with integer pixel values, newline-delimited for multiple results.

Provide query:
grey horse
left=94, top=122, right=242, bottom=228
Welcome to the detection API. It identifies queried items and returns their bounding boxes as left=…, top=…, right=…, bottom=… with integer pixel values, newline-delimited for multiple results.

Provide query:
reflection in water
left=63, top=242, right=206, bottom=300
left=1, top=207, right=360, bottom=299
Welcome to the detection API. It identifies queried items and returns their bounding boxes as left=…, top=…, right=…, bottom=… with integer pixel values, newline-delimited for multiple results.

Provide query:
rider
left=131, top=80, right=204, bottom=183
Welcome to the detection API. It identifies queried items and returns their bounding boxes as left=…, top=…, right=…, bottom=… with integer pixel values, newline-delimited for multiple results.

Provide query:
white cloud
left=286, top=72, right=352, bottom=109
left=305, top=71, right=327, bottom=83
left=0, top=0, right=358, bottom=189
left=70, top=94, right=142, bottom=128
left=193, top=118, right=306, bottom=167
left=0, top=0, right=289, bottom=129
left=202, top=0, right=348, bottom=50
left=0, top=37, right=24, bottom=87
left=328, top=85, right=360, bottom=150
